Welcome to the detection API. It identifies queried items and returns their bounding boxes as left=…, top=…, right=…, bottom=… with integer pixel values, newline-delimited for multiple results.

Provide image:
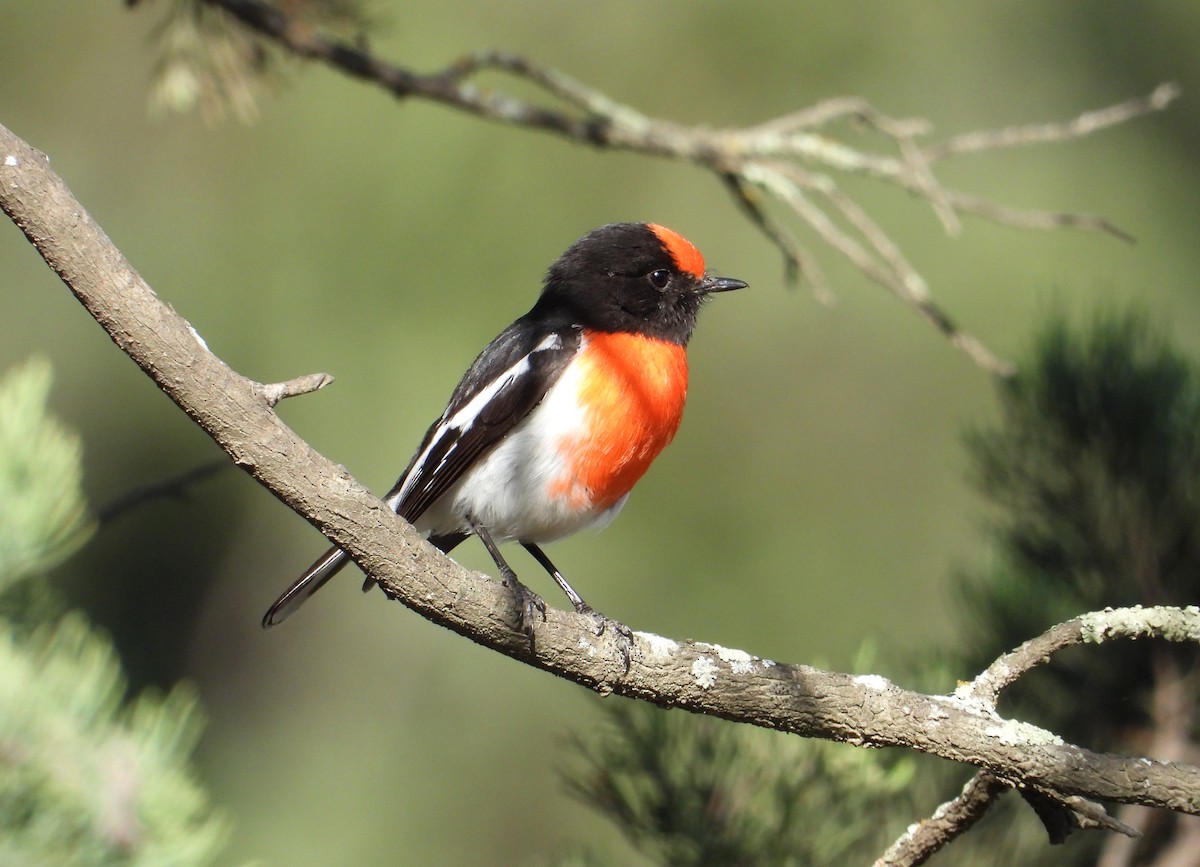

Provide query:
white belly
left=414, top=359, right=627, bottom=543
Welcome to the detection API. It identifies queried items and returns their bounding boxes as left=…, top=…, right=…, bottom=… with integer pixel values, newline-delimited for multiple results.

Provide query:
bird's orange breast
left=552, top=330, right=689, bottom=511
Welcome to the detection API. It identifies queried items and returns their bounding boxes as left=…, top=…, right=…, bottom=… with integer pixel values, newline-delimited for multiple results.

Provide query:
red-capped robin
left=263, top=222, right=745, bottom=630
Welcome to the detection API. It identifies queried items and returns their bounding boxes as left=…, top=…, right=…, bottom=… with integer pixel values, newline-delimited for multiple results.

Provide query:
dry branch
left=158, top=0, right=1181, bottom=375
left=875, top=771, right=1009, bottom=867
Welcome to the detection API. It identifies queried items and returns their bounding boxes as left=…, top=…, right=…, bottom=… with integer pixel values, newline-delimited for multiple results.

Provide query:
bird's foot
left=573, top=602, right=634, bottom=675
left=505, top=575, right=547, bottom=648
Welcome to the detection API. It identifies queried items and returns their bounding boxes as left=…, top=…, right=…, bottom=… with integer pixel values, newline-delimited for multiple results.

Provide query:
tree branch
left=962, top=605, right=1200, bottom=708
left=875, top=771, right=1009, bottom=867
left=878, top=606, right=1200, bottom=862
left=260, top=371, right=333, bottom=407
left=5, top=123, right=1200, bottom=849
left=154, top=0, right=1181, bottom=375
left=97, top=459, right=228, bottom=525
left=924, top=82, right=1181, bottom=162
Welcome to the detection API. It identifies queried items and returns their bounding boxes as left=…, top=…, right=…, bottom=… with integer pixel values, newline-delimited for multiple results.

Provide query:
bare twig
left=260, top=372, right=333, bottom=406
left=875, top=772, right=1008, bottom=867
left=963, top=606, right=1200, bottom=707
left=938, top=189, right=1136, bottom=243
left=925, top=82, right=1182, bottom=162
left=97, top=459, right=229, bottom=525
left=721, top=172, right=833, bottom=303
left=92, top=375, right=329, bottom=524
left=877, top=769, right=1141, bottom=867
left=157, top=0, right=1177, bottom=374
left=1053, top=793, right=1141, bottom=838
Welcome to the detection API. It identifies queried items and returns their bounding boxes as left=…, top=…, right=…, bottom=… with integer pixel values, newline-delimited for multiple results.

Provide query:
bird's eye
left=648, top=269, right=671, bottom=289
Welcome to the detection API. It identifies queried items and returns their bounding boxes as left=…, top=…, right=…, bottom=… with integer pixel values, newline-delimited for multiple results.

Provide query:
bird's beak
left=700, top=275, right=748, bottom=294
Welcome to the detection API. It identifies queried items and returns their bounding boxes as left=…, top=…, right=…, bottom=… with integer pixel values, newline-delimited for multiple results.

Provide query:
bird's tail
left=262, top=545, right=350, bottom=628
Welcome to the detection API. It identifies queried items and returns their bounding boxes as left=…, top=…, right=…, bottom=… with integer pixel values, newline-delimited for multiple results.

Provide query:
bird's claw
left=575, top=604, right=634, bottom=675
left=506, top=578, right=546, bottom=648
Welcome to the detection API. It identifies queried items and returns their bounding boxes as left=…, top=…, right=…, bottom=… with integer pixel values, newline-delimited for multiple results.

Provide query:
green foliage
left=970, top=312, right=1200, bottom=610
left=0, top=358, right=94, bottom=595
left=560, top=698, right=914, bottom=867
left=938, top=311, right=1200, bottom=866
left=0, top=358, right=228, bottom=866
left=959, top=313, right=1200, bottom=746
left=0, top=615, right=226, bottom=866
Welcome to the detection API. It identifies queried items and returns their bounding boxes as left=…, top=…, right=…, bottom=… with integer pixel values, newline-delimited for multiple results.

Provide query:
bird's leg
left=472, top=522, right=545, bottom=640
left=522, top=542, right=633, bottom=673
left=521, top=542, right=592, bottom=614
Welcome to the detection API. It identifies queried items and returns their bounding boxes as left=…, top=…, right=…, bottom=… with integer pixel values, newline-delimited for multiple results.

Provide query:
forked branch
left=146, top=0, right=1180, bottom=374
left=880, top=605, right=1200, bottom=865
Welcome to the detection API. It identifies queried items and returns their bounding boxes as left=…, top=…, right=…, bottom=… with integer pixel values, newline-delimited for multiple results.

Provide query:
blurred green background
left=3, top=2, right=1200, bottom=864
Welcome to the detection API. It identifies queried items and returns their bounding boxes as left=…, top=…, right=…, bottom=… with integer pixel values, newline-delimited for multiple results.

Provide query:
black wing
left=263, top=318, right=580, bottom=628
left=384, top=319, right=581, bottom=524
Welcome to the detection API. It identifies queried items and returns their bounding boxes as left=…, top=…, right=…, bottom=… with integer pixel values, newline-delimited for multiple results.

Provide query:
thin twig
left=875, top=771, right=1008, bottom=867
left=743, top=95, right=889, bottom=135
left=97, top=459, right=229, bottom=525
left=924, top=82, right=1181, bottom=162
left=962, top=606, right=1200, bottom=707
left=260, top=372, right=334, bottom=406
left=721, top=172, right=833, bottom=302
left=876, top=770, right=1139, bottom=866
left=939, top=189, right=1136, bottom=243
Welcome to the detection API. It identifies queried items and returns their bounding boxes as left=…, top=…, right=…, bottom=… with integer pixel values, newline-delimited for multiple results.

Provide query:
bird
left=262, top=222, right=745, bottom=631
